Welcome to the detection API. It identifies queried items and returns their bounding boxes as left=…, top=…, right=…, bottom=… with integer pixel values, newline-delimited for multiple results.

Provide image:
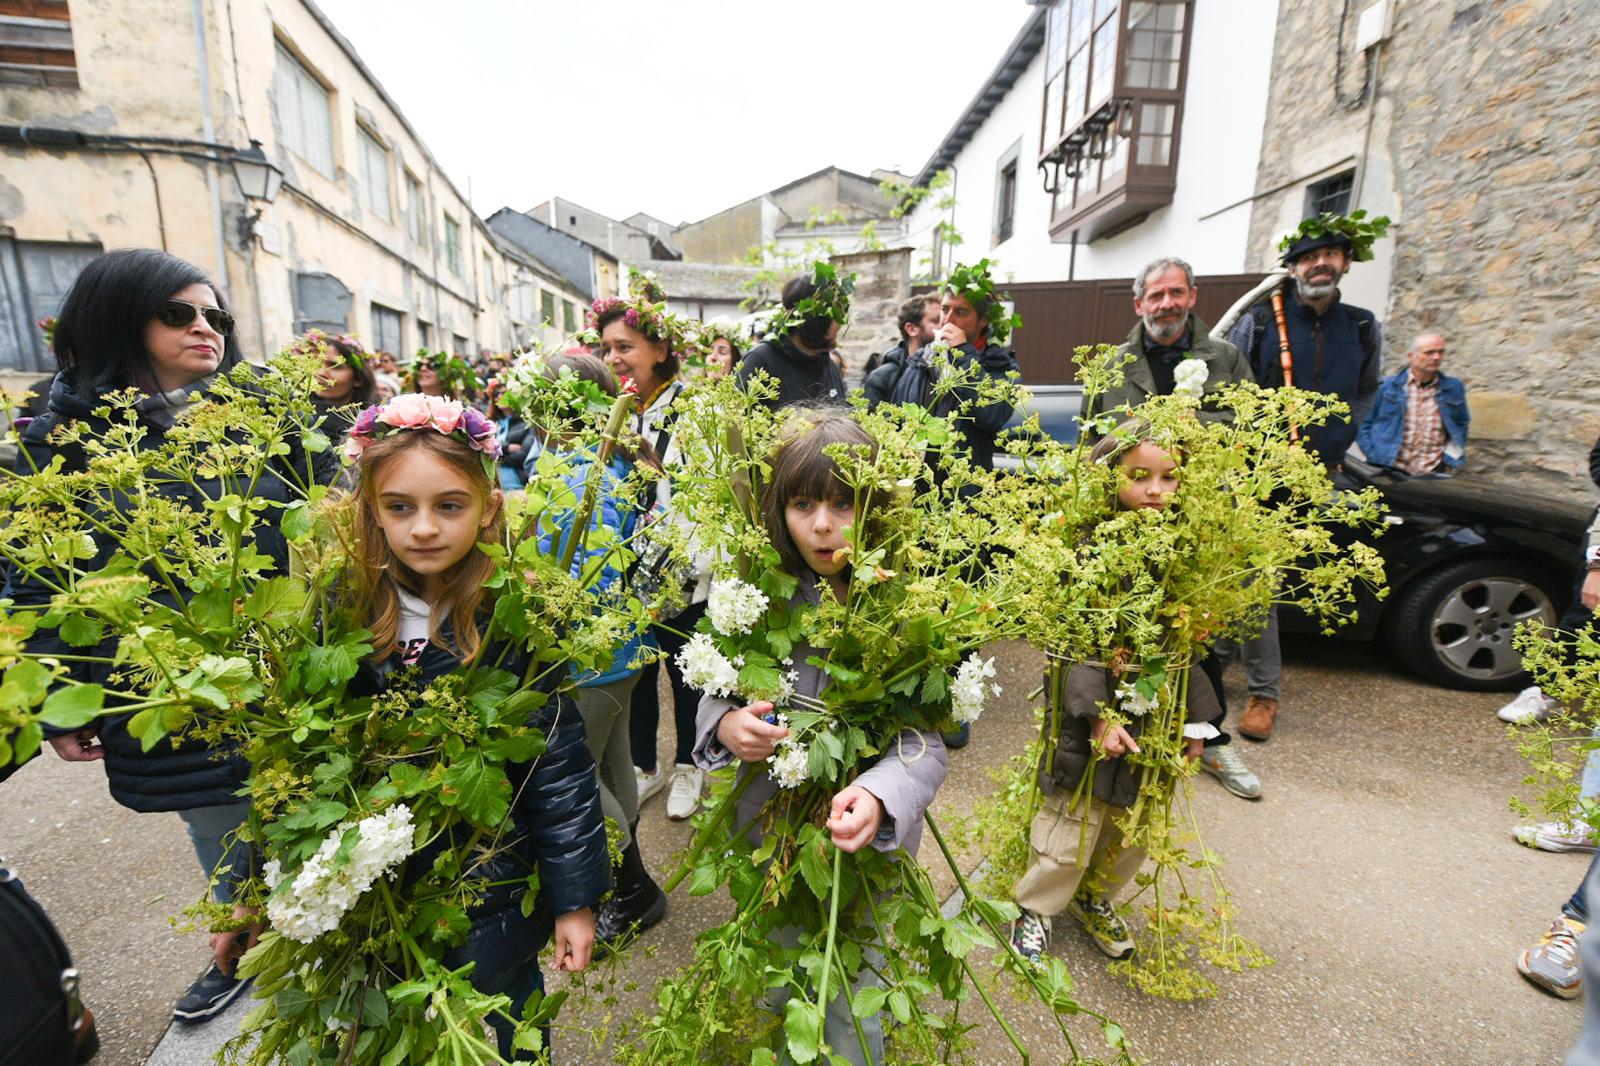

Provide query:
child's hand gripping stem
left=715, top=701, right=788, bottom=761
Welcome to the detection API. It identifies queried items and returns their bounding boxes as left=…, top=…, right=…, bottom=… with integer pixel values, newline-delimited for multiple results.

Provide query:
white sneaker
left=1497, top=686, right=1558, bottom=724
left=665, top=763, right=703, bottom=821
left=635, top=765, right=665, bottom=805
left=1514, top=820, right=1599, bottom=854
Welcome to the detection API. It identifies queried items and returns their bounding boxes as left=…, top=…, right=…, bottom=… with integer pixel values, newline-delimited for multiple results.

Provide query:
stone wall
left=1245, top=0, right=1600, bottom=494
left=832, top=247, right=911, bottom=388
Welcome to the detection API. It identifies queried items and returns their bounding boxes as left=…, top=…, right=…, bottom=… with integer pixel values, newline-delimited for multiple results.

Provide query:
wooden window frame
left=993, top=140, right=1021, bottom=248
left=1036, top=0, right=1194, bottom=243
left=0, top=0, right=77, bottom=88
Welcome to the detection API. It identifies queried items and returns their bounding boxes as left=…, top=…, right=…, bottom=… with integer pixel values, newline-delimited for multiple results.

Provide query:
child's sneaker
left=1518, top=915, right=1584, bottom=998
left=1066, top=895, right=1134, bottom=959
left=1010, top=909, right=1050, bottom=965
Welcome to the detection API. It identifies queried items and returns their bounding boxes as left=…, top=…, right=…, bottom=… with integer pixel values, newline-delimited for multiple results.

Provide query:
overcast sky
left=314, top=0, right=1029, bottom=225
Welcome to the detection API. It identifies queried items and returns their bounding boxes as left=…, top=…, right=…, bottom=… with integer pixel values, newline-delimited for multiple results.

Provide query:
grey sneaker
left=1198, top=743, right=1263, bottom=800
left=1010, top=909, right=1050, bottom=965
left=1066, top=895, right=1134, bottom=959
left=1518, top=915, right=1584, bottom=998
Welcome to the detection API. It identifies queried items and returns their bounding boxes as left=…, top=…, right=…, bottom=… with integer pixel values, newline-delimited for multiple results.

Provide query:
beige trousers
left=1013, top=791, right=1147, bottom=917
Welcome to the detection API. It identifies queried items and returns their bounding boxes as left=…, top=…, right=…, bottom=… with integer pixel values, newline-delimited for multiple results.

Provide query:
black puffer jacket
left=861, top=339, right=1019, bottom=470
left=349, top=639, right=611, bottom=918
left=9, top=367, right=318, bottom=812
left=1039, top=662, right=1221, bottom=809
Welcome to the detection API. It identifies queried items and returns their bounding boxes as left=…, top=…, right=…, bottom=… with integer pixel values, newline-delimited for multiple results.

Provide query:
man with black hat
left=1220, top=212, right=1389, bottom=742
left=738, top=264, right=850, bottom=410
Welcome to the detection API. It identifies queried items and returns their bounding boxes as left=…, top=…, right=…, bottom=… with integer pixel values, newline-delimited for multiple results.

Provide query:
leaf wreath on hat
left=764, top=259, right=856, bottom=340
left=577, top=268, right=699, bottom=360
left=405, top=349, right=482, bottom=395
left=945, top=258, right=1022, bottom=343
left=1277, top=209, right=1392, bottom=264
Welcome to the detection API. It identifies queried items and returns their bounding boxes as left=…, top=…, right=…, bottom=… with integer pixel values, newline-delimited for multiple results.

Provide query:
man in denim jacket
left=1356, top=333, right=1470, bottom=476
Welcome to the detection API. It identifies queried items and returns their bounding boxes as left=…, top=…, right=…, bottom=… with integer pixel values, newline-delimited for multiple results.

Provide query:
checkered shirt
left=1393, top=370, right=1446, bottom=475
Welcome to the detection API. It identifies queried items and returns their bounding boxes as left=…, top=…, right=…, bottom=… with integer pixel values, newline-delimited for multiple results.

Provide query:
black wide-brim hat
left=1281, top=231, right=1354, bottom=265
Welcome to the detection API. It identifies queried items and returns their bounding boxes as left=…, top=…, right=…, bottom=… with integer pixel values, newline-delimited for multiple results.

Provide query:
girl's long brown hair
left=349, top=430, right=504, bottom=662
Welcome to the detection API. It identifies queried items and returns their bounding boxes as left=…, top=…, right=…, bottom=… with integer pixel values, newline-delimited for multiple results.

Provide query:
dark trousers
left=628, top=601, right=708, bottom=773
left=444, top=899, right=554, bottom=1060
left=1197, top=652, right=1233, bottom=748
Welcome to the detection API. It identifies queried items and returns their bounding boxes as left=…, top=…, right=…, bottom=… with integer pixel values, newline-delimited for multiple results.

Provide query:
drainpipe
left=190, top=0, right=231, bottom=298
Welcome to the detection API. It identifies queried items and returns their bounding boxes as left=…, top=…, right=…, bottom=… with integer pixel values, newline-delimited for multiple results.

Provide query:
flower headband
left=344, top=394, right=502, bottom=462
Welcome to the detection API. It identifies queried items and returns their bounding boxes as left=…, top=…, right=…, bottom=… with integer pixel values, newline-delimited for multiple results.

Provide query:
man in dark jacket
left=737, top=270, right=849, bottom=410
left=862, top=261, right=1021, bottom=471
left=863, top=294, right=940, bottom=383
left=1083, top=256, right=1255, bottom=439
left=1222, top=226, right=1383, bottom=743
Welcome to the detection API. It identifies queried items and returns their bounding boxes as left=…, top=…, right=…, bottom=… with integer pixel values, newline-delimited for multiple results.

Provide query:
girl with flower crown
left=336, top=393, right=610, bottom=1058
left=688, top=407, right=949, bottom=1065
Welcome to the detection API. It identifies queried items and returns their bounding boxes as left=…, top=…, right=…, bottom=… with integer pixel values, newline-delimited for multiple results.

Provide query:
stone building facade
left=1243, top=0, right=1600, bottom=492
left=0, top=0, right=586, bottom=390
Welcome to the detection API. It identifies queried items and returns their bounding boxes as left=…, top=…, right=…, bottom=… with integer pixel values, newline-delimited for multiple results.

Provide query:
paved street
left=0, top=633, right=1583, bottom=1065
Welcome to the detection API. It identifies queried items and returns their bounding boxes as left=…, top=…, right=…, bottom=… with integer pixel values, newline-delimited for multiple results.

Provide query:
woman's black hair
left=324, top=335, right=379, bottom=406
left=50, top=248, right=242, bottom=395
left=592, top=303, right=680, bottom=380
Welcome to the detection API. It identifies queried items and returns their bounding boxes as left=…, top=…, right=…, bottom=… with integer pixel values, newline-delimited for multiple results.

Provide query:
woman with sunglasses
left=7, top=248, right=325, bottom=1027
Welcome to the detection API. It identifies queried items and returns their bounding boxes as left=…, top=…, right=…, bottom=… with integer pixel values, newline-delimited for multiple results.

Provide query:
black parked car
left=993, top=388, right=1590, bottom=691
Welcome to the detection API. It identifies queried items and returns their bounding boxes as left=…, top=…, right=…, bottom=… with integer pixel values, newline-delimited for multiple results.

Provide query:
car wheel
left=1384, top=558, right=1561, bottom=691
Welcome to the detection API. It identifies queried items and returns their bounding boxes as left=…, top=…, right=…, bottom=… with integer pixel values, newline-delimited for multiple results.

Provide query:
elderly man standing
left=1356, top=333, right=1470, bottom=476
left=1081, top=256, right=1263, bottom=802
left=1221, top=213, right=1388, bottom=742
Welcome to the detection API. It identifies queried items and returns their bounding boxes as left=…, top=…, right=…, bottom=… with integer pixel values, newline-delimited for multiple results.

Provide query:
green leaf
left=1102, top=1019, right=1127, bottom=1048
left=0, top=660, right=52, bottom=710
left=887, top=988, right=912, bottom=1025
left=440, top=752, right=511, bottom=827
left=39, top=683, right=103, bottom=728
left=783, top=997, right=823, bottom=1064
left=689, top=860, right=721, bottom=897
left=244, top=576, right=308, bottom=624
left=58, top=614, right=104, bottom=647
left=378, top=1026, right=414, bottom=1066
left=280, top=501, right=314, bottom=541
left=796, top=833, right=832, bottom=903
left=359, top=985, right=388, bottom=1026
left=850, top=985, right=888, bottom=1018
left=275, top=987, right=311, bottom=1019
left=279, top=798, right=347, bottom=832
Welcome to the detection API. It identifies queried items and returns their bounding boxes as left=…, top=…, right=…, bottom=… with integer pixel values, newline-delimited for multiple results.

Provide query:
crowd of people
left=4, top=225, right=1596, bottom=1063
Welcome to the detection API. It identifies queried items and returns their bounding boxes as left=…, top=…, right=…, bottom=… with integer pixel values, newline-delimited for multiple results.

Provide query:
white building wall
left=909, top=0, right=1279, bottom=285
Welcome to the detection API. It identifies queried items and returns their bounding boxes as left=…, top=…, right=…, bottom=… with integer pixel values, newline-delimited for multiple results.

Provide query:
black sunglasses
left=154, top=299, right=235, bottom=336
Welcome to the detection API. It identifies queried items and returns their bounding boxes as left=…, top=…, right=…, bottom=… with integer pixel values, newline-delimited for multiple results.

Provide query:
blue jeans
left=177, top=800, right=252, bottom=904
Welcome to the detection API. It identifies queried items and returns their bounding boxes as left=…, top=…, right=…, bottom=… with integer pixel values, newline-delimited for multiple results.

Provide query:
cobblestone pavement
left=0, top=634, right=1582, bottom=1065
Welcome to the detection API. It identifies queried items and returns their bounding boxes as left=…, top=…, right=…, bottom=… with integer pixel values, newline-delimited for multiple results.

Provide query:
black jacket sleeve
left=1589, top=435, right=1600, bottom=491
left=513, top=693, right=611, bottom=915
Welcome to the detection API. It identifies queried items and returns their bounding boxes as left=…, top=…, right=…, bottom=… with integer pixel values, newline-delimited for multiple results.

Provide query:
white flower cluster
left=774, top=668, right=799, bottom=707
left=765, top=713, right=809, bottom=790
left=706, top=577, right=769, bottom=636
left=677, top=632, right=742, bottom=698
left=264, top=804, right=416, bottom=944
left=1173, top=357, right=1209, bottom=398
left=1116, top=681, right=1158, bottom=718
left=951, top=654, right=1000, bottom=724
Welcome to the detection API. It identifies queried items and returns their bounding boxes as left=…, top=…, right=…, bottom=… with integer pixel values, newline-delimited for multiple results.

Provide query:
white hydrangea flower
left=951, top=654, right=999, bottom=724
left=1173, top=357, right=1209, bottom=398
left=676, top=632, right=742, bottom=698
left=1116, top=681, right=1158, bottom=718
left=774, top=669, right=799, bottom=707
left=769, top=743, right=810, bottom=789
left=707, top=577, right=769, bottom=636
left=265, top=804, right=416, bottom=944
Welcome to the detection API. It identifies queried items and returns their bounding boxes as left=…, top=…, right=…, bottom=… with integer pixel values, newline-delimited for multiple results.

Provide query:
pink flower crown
left=343, top=393, right=502, bottom=462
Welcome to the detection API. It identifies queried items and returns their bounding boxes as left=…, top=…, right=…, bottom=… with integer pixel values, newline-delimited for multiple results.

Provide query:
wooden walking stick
left=1269, top=286, right=1300, bottom=442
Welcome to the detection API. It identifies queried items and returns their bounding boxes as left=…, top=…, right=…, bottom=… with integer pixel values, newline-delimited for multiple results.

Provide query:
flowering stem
left=660, top=769, right=760, bottom=894
left=811, top=845, right=843, bottom=1040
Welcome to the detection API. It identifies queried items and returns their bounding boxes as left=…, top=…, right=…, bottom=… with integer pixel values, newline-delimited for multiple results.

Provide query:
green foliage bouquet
left=0, top=349, right=651, bottom=1063
left=971, top=345, right=1388, bottom=997
left=620, top=371, right=1135, bottom=1065
left=1510, top=622, right=1600, bottom=837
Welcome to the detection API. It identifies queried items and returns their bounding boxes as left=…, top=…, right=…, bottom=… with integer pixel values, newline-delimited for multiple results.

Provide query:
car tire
left=1384, top=557, right=1562, bottom=691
